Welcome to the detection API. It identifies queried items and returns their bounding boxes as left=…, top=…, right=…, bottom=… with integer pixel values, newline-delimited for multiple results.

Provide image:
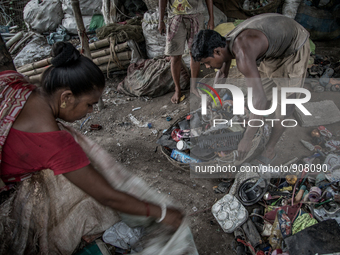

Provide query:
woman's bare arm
left=63, top=164, right=183, bottom=228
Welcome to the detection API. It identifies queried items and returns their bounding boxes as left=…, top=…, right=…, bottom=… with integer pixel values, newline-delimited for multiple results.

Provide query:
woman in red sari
left=0, top=42, right=183, bottom=254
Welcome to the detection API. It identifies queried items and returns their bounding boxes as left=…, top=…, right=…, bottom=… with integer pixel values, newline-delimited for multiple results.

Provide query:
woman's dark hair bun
left=51, top=42, right=80, bottom=67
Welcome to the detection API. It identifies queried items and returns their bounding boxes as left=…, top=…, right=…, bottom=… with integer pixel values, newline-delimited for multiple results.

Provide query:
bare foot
left=190, top=86, right=201, bottom=98
left=171, top=91, right=181, bottom=104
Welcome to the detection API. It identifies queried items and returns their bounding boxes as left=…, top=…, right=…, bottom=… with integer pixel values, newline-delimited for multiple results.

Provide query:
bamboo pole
left=27, top=73, right=43, bottom=84
left=6, top=31, right=24, bottom=48
left=98, top=60, right=131, bottom=72
left=26, top=54, right=132, bottom=84
left=92, top=51, right=131, bottom=66
left=27, top=59, right=131, bottom=84
left=10, top=32, right=35, bottom=54
left=17, top=57, right=52, bottom=73
left=20, top=49, right=132, bottom=77
left=21, top=65, right=51, bottom=77
left=91, top=42, right=129, bottom=59
left=89, top=38, right=110, bottom=50
left=17, top=41, right=129, bottom=73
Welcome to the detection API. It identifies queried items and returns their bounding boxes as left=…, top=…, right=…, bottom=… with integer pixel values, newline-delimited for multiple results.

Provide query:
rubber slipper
left=250, top=153, right=277, bottom=166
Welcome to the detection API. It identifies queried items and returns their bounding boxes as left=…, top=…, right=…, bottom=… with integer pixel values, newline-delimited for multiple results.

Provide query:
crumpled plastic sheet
left=47, top=25, right=70, bottom=45
left=13, top=34, right=51, bottom=68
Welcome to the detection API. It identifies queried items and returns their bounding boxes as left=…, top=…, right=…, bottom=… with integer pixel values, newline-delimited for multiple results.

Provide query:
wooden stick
left=8, top=41, right=19, bottom=53
left=71, top=0, right=91, bottom=59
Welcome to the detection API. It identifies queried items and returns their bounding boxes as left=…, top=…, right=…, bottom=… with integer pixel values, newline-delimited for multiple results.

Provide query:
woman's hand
left=161, top=208, right=184, bottom=229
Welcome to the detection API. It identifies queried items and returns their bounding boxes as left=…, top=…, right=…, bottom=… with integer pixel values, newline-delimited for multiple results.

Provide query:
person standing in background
left=158, top=0, right=214, bottom=103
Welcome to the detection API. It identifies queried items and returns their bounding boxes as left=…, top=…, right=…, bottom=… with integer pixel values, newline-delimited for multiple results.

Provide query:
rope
left=107, top=36, right=124, bottom=77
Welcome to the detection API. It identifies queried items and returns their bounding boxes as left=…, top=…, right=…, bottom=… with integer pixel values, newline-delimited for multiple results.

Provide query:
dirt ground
left=67, top=42, right=340, bottom=254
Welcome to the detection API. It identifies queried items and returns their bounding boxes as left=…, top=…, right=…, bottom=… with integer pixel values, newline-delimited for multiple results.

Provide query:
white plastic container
left=211, top=194, right=248, bottom=233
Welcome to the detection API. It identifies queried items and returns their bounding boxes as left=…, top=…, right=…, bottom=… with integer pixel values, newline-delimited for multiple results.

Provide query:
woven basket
left=160, top=72, right=269, bottom=171
left=142, top=0, right=158, bottom=10
left=239, top=0, right=284, bottom=16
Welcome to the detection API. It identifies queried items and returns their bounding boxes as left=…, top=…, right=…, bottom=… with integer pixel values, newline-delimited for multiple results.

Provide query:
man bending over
left=191, top=13, right=310, bottom=164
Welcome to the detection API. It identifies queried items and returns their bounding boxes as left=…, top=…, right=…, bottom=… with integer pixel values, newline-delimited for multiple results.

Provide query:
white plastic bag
left=62, top=13, right=92, bottom=35
left=62, top=0, right=102, bottom=15
left=142, top=9, right=167, bottom=59
left=24, top=0, right=63, bottom=33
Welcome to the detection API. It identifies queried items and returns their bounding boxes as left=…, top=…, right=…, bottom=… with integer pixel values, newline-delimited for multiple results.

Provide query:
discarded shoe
left=319, top=68, right=334, bottom=87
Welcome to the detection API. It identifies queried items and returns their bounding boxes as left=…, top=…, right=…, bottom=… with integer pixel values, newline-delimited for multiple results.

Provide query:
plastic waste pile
left=219, top=125, right=340, bottom=255
left=308, top=55, right=340, bottom=92
left=157, top=91, right=257, bottom=164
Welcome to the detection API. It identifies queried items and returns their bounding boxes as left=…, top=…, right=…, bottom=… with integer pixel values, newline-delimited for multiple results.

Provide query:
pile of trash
left=157, top=89, right=268, bottom=166
left=308, top=55, right=340, bottom=92
left=211, top=126, right=340, bottom=255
